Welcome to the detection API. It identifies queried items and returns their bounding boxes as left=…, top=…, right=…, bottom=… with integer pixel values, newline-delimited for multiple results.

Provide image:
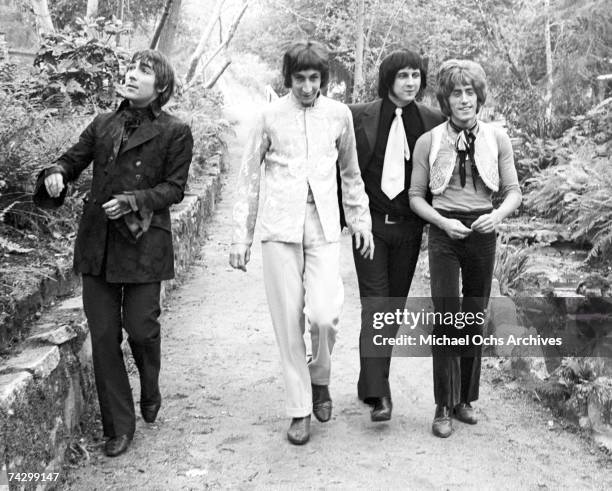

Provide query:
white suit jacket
left=232, top=93, right=371, bottom=245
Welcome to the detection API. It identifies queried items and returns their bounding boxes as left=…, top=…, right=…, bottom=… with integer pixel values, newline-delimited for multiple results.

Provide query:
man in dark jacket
left=34, top=49, right=193, bottom=457
left=350, top=49, right=445, bottom=421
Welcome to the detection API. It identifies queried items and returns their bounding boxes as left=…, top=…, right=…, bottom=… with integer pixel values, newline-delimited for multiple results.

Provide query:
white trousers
left=262, top=202, right=344, bottom=417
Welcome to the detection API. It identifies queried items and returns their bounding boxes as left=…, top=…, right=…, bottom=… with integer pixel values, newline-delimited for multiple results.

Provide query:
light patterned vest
left=428, top=121, right=500, bottom=195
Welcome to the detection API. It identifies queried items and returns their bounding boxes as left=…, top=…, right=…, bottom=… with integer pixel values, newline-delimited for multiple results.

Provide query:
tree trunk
left=151, top=0, right=174, bottom=49
left=86, top=0, right=98, bottom=17
left=30, top=0, right=55, bottom=37
left=352, top=0, right=365, bottom=103
left=205, top=58, right=231, bottom=89
left=185, top=0, right=249, bottom=85
left=185, top=0, right=226, bottom=84
left=544, top=0, right=554, bottom=130
left=157, top=0, right=182, bottom=55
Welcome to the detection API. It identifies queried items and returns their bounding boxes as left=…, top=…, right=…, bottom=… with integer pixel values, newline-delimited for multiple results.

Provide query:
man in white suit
left=229, top=40, right=373, bottom=445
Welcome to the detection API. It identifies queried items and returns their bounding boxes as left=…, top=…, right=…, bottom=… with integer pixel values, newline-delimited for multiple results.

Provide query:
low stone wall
left=0, top=149, right=227, bottom=489
left=0, top=259, right=79, bottom=352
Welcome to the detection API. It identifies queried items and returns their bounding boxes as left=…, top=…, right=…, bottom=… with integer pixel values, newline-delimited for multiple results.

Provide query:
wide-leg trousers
left=261, top=202, right=344, bottom=418
left=428, top=209, right=496, bottom=408
left=82, top=274, right=162, bottom=438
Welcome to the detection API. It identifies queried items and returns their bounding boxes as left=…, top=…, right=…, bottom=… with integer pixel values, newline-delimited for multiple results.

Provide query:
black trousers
left=353, top=211, right=423, bottom=401
left=428, top=209, right=496, bottom=408
left=82, top=274, right=162, bottom=438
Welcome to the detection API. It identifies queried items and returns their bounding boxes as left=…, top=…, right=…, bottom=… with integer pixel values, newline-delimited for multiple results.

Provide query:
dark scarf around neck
left=450, top=119, right=479, bottom=188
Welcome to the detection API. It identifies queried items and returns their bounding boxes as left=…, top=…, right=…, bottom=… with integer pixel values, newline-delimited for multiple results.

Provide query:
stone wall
left=0, top=149, right=227, bottom=490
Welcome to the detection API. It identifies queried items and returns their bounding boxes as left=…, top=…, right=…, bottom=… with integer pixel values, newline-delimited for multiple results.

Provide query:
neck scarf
left=450, top=119, right=478, bottom=188
left=119, top=106, right=151, bottom=149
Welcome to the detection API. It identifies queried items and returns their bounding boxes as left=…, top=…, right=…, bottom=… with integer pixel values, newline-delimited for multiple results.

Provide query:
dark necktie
left=450, top=120, right=478, bottom=188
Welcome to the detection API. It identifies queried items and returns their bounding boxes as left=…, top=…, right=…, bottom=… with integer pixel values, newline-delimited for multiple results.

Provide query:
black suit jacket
left=34, top=103, right=193, bottom=283
left=338, top=99, right=445, bottom=226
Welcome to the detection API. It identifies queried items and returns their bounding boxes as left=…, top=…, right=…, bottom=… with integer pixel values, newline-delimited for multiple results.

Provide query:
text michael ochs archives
left=370, top=309, right=563, bottom=347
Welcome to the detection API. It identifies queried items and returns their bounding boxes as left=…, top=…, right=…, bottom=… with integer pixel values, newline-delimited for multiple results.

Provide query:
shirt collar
left=383, top=96, right=416, bottom=112
left=116, top=98, right=162, bottom=119
left=288, top=90, right=322, bottom=110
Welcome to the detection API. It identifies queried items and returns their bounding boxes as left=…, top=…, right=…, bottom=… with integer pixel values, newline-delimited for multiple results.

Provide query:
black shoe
left=104, top=434, right=132, bottom=457
left=453, top=402, right=477, bottom=424
left=432, top=405, right=452, bottom=438
left=140, top=400, right=161, bottom=423
left=287, top=415, right=311, bottom=445
left=370, top=396, right=392, bottom=422
left=312, top=384, right=332, bottom=423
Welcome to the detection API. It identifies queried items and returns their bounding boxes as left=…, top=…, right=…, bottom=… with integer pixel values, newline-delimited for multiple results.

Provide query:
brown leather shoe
left=453, top=402, right=477, bottom=424
left=104, top=434, right=132, bottom=457
left=312, top=384, right=332, bottom=423
left=432, top=405, right=452, bottom=438
left=287, top=415, right=311, bottom=445
left=370, top=396, right=392, bottom=422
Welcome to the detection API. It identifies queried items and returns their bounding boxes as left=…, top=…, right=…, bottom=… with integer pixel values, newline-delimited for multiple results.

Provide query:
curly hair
left=435, top=59, right=487, bottom=117
left=282, top=40, right=330, bottom=89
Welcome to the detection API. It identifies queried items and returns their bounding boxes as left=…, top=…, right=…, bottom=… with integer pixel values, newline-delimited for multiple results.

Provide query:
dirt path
left=65, top=79, right=611, bottom=490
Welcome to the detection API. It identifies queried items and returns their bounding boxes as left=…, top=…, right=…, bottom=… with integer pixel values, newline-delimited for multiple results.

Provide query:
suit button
left=108, top=156, right=114, bottom=163
left=135, top=160, right=142, bottom=167
left=135, top=174, right=142, bottom=181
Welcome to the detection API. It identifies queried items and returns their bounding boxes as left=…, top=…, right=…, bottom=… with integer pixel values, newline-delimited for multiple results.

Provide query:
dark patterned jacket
left=34, top=101, right=193, bottom=283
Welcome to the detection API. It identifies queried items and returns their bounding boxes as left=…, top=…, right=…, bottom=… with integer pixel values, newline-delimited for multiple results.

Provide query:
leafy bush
left=173, top=86, right=231, bottom=182
left=494, top=237, right=529, bottom=295
left=523, top=150, right=612, bottom=261
left=1, top=17, right=130, bottom=109
left=0, top=92, right=90, bottom=233
left=34, top=18, right=131, bottom=108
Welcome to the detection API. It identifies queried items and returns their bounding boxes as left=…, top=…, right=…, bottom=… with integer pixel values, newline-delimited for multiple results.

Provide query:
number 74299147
left=8, top=472, right=59, bottom=482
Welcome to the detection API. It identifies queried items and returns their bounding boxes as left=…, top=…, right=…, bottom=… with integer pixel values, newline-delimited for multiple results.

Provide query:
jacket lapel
left=357, top=99, right=382, bottom=170
left=120, top=119, right=160, bottom=155
left=99, top=116, right=124, bottom=174
left=362, top=100, right=381, bottom=155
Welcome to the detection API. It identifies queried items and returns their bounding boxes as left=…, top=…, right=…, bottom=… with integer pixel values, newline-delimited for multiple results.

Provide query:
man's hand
left=354, top=230, right=375, bottom=260
left=442, top=218, right=472, bottom=240
left=229, top=243, right=251, bottom=272
left=471, top=211, right=501, bottom=234
left=44, top=173, right=65, bottom=198
left=102, top=198, right=132, bottom=220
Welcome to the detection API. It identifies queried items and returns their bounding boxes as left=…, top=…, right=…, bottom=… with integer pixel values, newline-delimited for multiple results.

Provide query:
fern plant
left=494, top=236, right=530, bottom=295
left=524, top=149, right=612, bottom=260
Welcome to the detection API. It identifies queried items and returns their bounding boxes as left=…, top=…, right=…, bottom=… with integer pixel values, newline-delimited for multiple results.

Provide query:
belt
left=372, top=210, right=408, bottom=225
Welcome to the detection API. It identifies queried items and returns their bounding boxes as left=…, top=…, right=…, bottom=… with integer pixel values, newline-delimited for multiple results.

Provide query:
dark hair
left=129, top=49, right=176, bottom=107
left=282, top=40, right=330, bottom=89
left=435, top=59, right=487, bottom=117
left=377, top=49, right=428, bottom=99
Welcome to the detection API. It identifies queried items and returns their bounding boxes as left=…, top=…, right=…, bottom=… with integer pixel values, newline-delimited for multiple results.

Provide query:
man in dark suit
left=34, top=49, right=193, bottom=457
left=349, top=49, right=445, bottom=421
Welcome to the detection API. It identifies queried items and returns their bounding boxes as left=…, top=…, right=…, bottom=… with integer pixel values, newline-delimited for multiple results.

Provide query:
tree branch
left=185, top=0, right=226, bottom=83
left=205, top=58, right=232, bottom=89
left=150, top=0, right=173, bottom=49
left=374, top=0, right=406, bottom=68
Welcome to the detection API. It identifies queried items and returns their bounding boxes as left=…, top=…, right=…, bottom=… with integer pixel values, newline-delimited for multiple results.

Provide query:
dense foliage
left=49, top=0, right=167, bottom=30
left=2, top=18, right=130, bottom=108
left=523, top=99, right=612, bottom=261
left=233, top=0, right=611, bottom=137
